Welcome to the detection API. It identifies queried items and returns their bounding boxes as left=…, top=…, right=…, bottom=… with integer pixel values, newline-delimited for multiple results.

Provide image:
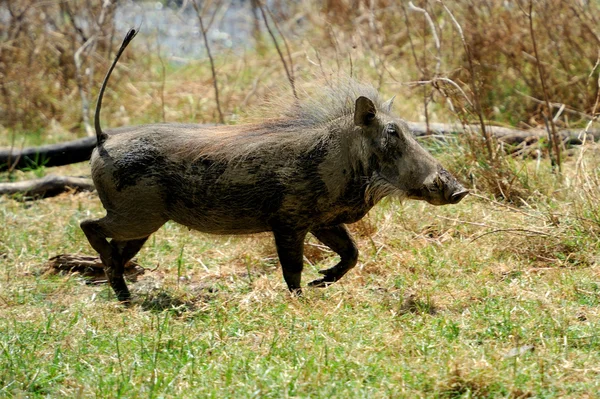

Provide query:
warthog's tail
left=94, top=28, right=138, bottom=146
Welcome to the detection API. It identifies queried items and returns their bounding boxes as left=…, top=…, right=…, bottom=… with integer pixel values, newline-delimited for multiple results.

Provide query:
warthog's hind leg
left=81, top=218, right=129, bottom=302
left=81, top=216, right=160, bottom=303
left=109, top=237, right=149, bottom=298
left=308, top=224, right=358, bottom=288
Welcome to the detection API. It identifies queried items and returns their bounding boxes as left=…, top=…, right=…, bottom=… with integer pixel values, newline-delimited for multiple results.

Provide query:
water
left=115, top=1, right=263, bottom=61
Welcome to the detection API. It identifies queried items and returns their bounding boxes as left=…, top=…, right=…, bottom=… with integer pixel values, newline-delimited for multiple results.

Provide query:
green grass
left=1, top=149, right=599, bottom=397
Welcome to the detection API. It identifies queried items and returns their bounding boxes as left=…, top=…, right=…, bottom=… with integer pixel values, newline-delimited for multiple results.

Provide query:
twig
left=408, top=2, right=441, bottom=75
left=515, top=90, right=593, bottom=120
left=470, top=228, right=555, bottom=243
left=574, top=52, right=600, bottom=216
left=306, top=44, right=331, bottom=88
left=192, top=0, right=225, bottom=124
left=402, top=4, right=425, bottom=75
left=73, top=36, right=96, bottom=137
left=402, top=4, right=422, bottom=74
left=6, top=129, right=21, bottom=176
left=348, top=51, right=353, bottom=78
left=88, top=0, right=115, bottom=116
left=68, top=0, right=116, bottom=137
left=265, top=6, right=295, bottom=91
left=440, top=1, right=495, bottom=161
left=435, top=216, right=491, bottom=228
left=257, top=1, right=297, bottom=99
left=404, top=78, right=474, bottom=108
left=468, top=192, right=547, bottom=219
left=408, top=2, right=441, bottom=133
left=327, top=24, right=342, bottom=79
left=368, top=0, right=388, bottom=90
left=241, top=66, right=272, bottom=108
left=527, top=0, right=561, bottom=172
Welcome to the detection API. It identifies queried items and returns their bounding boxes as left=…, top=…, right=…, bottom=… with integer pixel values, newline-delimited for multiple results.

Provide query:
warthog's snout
left=440, top=168, right=469, bottom=205
left=448, top=188, right=469, bottom=204
left=411, top=168, right=469, bottom=206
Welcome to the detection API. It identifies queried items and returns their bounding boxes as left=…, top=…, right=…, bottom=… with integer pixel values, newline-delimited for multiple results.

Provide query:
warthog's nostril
left=450, top=189, right=469, bottom=204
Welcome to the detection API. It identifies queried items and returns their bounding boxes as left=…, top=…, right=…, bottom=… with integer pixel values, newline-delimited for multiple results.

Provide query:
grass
left=1, top=146, right=599, bottom=397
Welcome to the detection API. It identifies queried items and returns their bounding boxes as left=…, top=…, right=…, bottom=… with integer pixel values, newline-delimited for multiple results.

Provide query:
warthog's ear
left=354, top=96, right=377, bottom=127
left=382, top=96, right=396, bottom=113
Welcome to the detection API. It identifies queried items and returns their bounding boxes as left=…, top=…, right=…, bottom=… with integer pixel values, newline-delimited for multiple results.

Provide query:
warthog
left=81, top=30, right=468, bottom=302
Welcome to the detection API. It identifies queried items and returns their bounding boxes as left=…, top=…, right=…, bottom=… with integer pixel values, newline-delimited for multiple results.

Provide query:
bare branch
left=527, top=0, right=562, bottom=172
left=408, top=1, right=441, bottom=75
left=69, top=0, right=117, bottom=137
left=440, top=0, right=495, bottom=160
left=515, top=90, right=594, bottom=120
left=266, top=6, right=295, bottom=89
left=73, top=36, right=96, bottom=137
left=470, top=228, right=554, bottom=243
left=408, top=2, right=442, bottom=134
left=192, top=0, right=225, bottom=124
left=257, top=1, right=297, bottom=99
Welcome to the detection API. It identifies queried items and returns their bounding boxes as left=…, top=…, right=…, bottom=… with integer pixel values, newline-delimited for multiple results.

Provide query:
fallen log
left=407, top=122, right=600, bottom=145
left=0, top=136, right=96, bottom=172
left=0, top=125, right=212, bottom=172
left=0, top=175, right=94, bottom=199
left=0, top=126, right=138, bottom=172
left=1, top=124, right=597, bottom=172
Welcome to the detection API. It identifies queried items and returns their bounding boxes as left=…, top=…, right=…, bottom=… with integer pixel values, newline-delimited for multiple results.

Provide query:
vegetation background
left=1, top=0, right=599, bottom=397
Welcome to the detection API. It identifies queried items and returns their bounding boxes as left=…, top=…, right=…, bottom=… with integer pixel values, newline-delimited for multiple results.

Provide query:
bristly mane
left=283, top=80, right=387, bottom=126
left=168, top=80, right=390, bottom=162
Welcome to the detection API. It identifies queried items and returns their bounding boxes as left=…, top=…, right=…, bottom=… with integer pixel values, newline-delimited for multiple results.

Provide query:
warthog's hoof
left=307, top=277, right=335, bottom=288
left=307, top=266, right=346, bottom=287
left=115, top=289, right=132, bottom=305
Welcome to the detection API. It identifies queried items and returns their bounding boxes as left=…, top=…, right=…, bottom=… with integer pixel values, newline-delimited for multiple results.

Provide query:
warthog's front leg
left=308, top=224, right=358, bottom=287
left=273, top=229, right=308, bottom=294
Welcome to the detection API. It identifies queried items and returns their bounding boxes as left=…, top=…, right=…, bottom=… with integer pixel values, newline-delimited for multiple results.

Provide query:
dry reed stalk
left=156, top=34, right=167, bottom=123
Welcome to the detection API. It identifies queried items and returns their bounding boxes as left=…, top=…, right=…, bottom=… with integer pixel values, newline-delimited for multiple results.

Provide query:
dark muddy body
left=96, top=126, right=370, bottom=236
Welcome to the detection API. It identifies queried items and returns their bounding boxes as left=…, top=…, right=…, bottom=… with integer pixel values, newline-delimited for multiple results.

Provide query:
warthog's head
left=355, top=96, right=468, bottom=206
